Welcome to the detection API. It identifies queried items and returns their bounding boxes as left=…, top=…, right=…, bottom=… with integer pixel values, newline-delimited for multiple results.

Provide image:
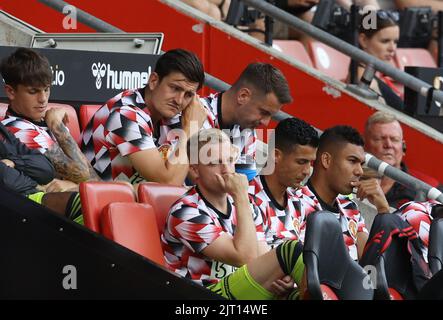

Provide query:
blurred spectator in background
left=273, top=0, right=380, bottom=46
left=181, top=0, right=266, bottom=41
left=353, top=10, right=404, bottom=111
left=374, top=0, right=395, bottom=10
left=364, top=112, right=441, bottom=209
left=395, top=0, right=443, bottom=13
left=395, top=0, right=443, bottom=62
left=364, top=112, right=414, bottom=208
left=180, top=0, right=231, bottom=20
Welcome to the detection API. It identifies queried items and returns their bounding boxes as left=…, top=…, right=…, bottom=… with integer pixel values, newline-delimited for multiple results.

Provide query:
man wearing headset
left=363, top=111, right=440, bottom=209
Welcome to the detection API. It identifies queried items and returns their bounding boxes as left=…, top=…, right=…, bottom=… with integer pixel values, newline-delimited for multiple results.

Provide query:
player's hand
left=1, top=159, right=15, bottom=168
left=181, top=95, right=207, bottom=136
left=352, top=178, right=390, bottom=213
left=269, top=275, right=295, bottom=298
left=215, top=172, right=249, bottom=199
left=45, top=108, right=69, bottom=129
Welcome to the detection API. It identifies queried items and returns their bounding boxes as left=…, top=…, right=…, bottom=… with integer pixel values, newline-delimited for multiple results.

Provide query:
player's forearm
left=231, top=195, right=259, bottom=265
left=47, top=122, right=91, bottom=181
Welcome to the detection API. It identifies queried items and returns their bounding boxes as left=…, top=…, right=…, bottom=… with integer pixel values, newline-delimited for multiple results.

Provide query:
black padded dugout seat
left=303, top=211, right=373, bottom=300
left=360, top=214, right=430, bottom=300
left=428, top=208, right=443, bottom=275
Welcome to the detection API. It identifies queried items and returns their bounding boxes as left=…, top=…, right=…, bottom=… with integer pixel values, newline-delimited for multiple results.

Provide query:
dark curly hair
left=275, top=117, right=319, bottom=152
left=319, top=125, right=364, bottom=153
left=0, top=47, right=52, bottom=88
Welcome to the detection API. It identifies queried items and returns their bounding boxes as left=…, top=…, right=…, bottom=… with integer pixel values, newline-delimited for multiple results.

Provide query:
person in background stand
left=353, top=10, right=404, bottom=111
left=364, top=111, right=441, bottom=209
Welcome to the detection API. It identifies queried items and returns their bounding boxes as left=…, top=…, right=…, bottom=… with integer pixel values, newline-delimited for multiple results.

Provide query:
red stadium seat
left=79, top=104, right=101, bottom=131
left=101, top=202, right=165, bottom=266
left=0, top=102, right=81, bottom=145
left=306, top=41, right=351, bottom=81
left=395, top=48, right=437, bottom=71
left=80, top=181, right=136, bottom=233
left=273, top=40, right=313, bottom=67
left=137, top=182, right=188, bottom=234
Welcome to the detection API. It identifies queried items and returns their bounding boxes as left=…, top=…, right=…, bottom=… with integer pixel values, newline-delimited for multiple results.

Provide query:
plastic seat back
left=273, top=40, right=313, bottom=67
left=303, top=211, right=373, bottom=300
left=79, top=104, right=101, bottom=131
left=137, top=182, right=187, bottom=234
left=374, top=238, right=411, bottom=300
left=417, top=268, right=443, bottom=299
left=395, top=48, right=437, bottom=71
left=307, top=41, right=351, bottom=81
left=428, top=215, right=443, bottom=275
left=80, top=181, right=136, bottom=233
left=101, top=202, right=165, bottom=266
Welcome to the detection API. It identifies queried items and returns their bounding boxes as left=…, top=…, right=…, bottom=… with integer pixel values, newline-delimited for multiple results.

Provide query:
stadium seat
left=137, top=182, right=188, bottom=234
left=101, top=202, right=165, bottom=266
left=80, top=181, right=136, bottom=233
left=417, top=268, right=443, bottom=299
left=372, top=238, right=411, bottom=300
left=306, top=41, right=351, bottom=81
left=395, top=48, right=437, bottom=71
left=428, top=215, right=443, bottom=275
left=272, top=40, right=313, bottom=67
left=0, top=102, right=81, bottom=146
left=79, top=104, right=101, bottom=131
left=302, top=211, right=373, bottom=300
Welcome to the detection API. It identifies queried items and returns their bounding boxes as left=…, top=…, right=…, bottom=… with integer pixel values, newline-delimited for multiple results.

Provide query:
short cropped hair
left=0, top=47, right=52, bottom=88
left=365, top=111, right=400, bottom=134
left=187, top=128, right=235, bottom=164
left=155, top=48, right=205, bottom=90
left=232, top=62, right=292, bottom=105
left=275, top=117, right=319, bottom=153
left=318, top=125, right=364, bottom=154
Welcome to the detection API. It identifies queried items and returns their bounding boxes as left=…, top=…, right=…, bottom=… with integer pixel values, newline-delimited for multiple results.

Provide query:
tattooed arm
left=45, top=108, right=101, bottom=183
